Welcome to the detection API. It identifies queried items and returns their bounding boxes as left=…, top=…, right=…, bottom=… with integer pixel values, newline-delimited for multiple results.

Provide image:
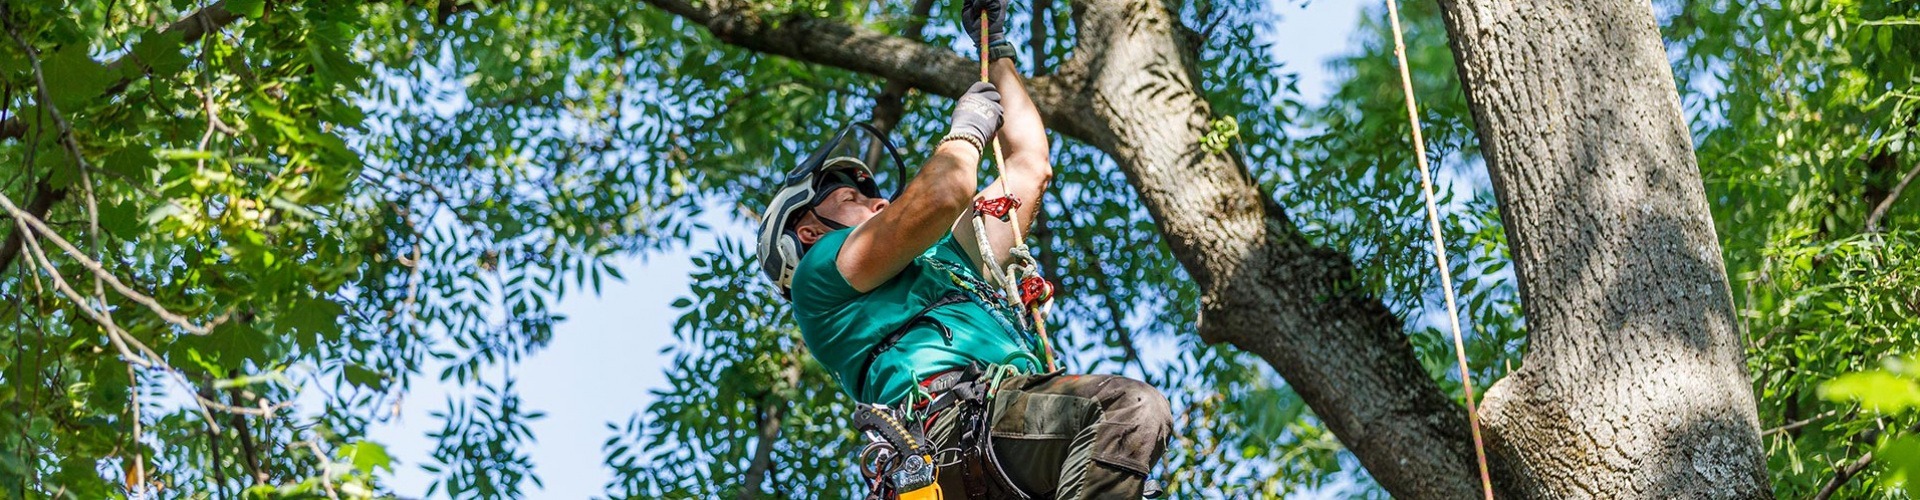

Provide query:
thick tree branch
left=639, top=0, right=1100, bottom=142
left=1436, top=0, right=1771, bottom=496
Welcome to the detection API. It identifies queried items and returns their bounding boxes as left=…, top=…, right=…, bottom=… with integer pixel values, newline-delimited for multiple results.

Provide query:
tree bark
left=1433, top=0, right=1772, bottom=497
left=641, top=1, right=1498, bottom=496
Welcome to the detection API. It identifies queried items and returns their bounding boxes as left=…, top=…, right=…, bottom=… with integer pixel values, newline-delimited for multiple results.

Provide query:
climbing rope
left=1383, top=0, right=1494, bottom=498
left=968, top=11, right=1059, bottom=372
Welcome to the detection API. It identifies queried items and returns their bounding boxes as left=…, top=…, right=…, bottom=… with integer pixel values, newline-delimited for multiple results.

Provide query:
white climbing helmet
left=758, top=123, right=907, bottom=300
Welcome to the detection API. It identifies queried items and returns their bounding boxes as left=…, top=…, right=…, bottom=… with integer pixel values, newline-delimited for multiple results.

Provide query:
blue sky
left=364, top=1, right=1367, bottom=497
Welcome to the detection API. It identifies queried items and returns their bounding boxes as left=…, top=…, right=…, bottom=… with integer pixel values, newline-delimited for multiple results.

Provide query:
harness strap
left=855, top=292, right=973, bottom=398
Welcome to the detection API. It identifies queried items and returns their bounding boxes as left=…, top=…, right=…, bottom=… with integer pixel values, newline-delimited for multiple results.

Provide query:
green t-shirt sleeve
left=791, top=229, right=862, bottom=308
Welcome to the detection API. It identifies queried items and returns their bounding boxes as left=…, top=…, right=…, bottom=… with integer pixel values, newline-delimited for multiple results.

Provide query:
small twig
left=203, top=385, right=229, bottom=497
left=1812, top=451, right=1874, bottom=500
left=367, top=168, right=479, bottom=224
left=1763, top=409, right=1839, bottom=436
left=1866, top=159, right=1919, bottom=233
left=127, top=365, right=146, bottom=499
left=10, top=213, right=156, bottom=368
left=0, top=192, right=215, bottom=335
left=384, top=202, right=425, bottom=323
left=188, top=383, right=294, bottom=417
left=301, top=440, right=341, bottom=500
left=13, top=213, right=249, bottom=431
left=231, top=382, right=266, bottom=486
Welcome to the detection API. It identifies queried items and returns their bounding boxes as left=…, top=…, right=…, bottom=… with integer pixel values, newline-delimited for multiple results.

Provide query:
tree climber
left=755, top=1, right=1173, bottom=498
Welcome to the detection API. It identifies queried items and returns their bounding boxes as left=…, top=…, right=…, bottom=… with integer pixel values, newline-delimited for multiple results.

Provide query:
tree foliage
left=1665, top=0, right=1920, bottom=496
left=0, top=0, right=1911, bottom=498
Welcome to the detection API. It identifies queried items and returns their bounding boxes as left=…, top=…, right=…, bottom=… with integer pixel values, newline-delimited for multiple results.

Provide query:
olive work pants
left=924, top=371, right=1173, bottom=500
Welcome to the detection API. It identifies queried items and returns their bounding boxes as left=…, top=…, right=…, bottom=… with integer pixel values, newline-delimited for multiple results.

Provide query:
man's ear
left=796, top=223, right=825, bottom=245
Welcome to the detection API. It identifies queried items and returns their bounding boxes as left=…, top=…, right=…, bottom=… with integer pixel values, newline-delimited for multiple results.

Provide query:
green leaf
left=285, top=297, right=345, bottom=339
left=130, top=29, right=188, bottom=76
left=227, top=0, right=268, bottom=18
left=1820, top=371, right=1920, bottom=414
left=1880, top=434, right=1920, bottom=497
left=344, top=364, right=387, bottom=391
left=40, top=46, right=112, bottom=111
left=349, top=440, right=394, bottom=474
left=104, top=146, right=158, bottom=181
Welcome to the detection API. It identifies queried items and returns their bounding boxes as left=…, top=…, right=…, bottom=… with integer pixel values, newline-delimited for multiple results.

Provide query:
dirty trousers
left=924, top=372, right=1173, bottom=500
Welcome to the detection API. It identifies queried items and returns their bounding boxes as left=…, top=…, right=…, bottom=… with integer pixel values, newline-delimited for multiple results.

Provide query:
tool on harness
left=899, top=364, right=1032, bottom=500
left=854, top=404, right=944, bottom=500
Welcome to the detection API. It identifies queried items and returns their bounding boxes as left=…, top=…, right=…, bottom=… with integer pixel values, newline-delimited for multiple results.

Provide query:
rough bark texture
left=1433, top=0, right=1771, bottom=497
left=643, top=0, right=1498, bottom=497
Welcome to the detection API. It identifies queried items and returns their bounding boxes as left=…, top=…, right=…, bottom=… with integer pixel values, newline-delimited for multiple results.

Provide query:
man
left=756, top=1, right=1172, bottom=498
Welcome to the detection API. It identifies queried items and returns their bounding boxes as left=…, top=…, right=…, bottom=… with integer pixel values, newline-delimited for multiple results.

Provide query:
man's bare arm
left=955, top=58, right=1052, bottom=268
left=839, top=142, right=981, bottom=292
left=840, top=82, right=1003, bottom=292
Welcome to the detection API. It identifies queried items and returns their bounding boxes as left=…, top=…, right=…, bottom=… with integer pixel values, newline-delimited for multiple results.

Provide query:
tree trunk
left=1433, top=0, right=1772, bottom=497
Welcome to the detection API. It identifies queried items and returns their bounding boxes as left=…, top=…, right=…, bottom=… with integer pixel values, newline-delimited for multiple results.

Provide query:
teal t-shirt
left=791, top=229, right=1041, bottom=404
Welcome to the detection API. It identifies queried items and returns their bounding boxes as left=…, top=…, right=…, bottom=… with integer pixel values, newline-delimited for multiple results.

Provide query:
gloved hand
left=961, top=0, right=1016, bottom=61
left=946, top=81, right=1004, bottom=148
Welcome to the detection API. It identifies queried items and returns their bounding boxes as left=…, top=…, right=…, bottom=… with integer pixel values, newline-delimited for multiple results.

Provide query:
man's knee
left=1096, top=376, right=1172, bottom=432
left=1085, top=375, right=1172, bottom=476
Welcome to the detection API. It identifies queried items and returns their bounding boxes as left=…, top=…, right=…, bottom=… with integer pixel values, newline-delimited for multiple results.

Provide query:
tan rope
left=976, top=11, right=1059, bottom=371
left=1384, top=0, right=1495, bottom=497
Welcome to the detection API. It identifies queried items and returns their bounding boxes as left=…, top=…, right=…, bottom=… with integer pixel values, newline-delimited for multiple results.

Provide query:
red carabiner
left=973, top=196, right=1021, bottom=221
left=1018, top=275, right=1053, bottom=307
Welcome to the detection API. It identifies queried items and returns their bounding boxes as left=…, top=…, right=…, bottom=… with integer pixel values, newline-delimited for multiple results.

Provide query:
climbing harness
left=854, top=403, right=944, bottom=499
left=1384, top=0, right=1495, bottom=497
left=855, top=363, right=1032, bottom=500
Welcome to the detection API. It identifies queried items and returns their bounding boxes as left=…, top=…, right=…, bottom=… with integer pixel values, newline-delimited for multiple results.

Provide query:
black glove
left=947, top=81, right=1004, bottom=147
left=961, top=0, right=1016, bottom=61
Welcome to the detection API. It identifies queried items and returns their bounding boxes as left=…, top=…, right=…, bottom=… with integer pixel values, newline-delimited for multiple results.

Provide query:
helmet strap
left=808, top=178, right=860, bottom=232
left=811, top=207, right=852, bottom=231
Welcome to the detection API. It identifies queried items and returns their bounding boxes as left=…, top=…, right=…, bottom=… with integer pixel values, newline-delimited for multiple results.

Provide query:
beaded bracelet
left=940, top=132, right=985, bottom=155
